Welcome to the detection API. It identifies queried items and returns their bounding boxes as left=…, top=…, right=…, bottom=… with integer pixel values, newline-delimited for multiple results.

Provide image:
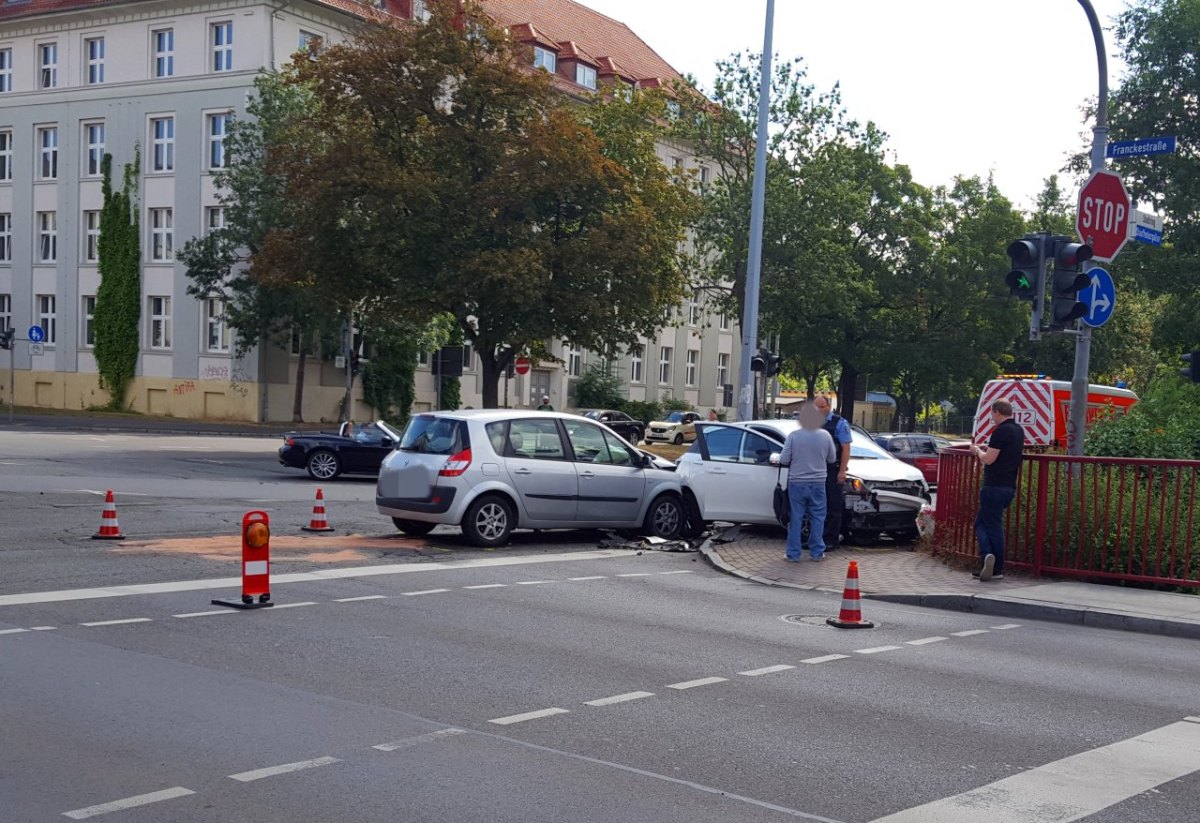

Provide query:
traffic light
left=350, top=351, right=361, bottom=376
left=1049, top=240, right=1093, bottom=328
left=1182, top=351, right=1200, bottom=383
left=750, top=352, right=766, bottom=372
left=0, top=327, right=13, bottom=350
left=1005, top=237, right=1045, bottom=301
left=765, top=353, right=782, bottom=377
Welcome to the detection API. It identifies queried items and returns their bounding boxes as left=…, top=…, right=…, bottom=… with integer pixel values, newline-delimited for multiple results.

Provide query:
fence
left=937, top=447, right=1200, bottom=589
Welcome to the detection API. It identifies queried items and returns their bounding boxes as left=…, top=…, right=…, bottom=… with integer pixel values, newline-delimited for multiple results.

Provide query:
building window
left=686, top=349, right=699, bottom=386
left=150, top=117, right=174, bottom=172
left=0, top=130, right=10, bottom=181
left=83, top=210, right=101, bottom=262
left=84, top=122, right=105, bottom=177
left=699, top=165, right=710, bottom=186
left=211, top=22, right=233, bottom=72
left=207, top=112, right=231, bottom=170
left=150, top=208, right=173, bottom=261
left=38, top=126, right=58, bottom=180
left=37, top=211, right=56, bottom=262
left=81, top=295, right=96, bottom=347
left=0, top=294, right=10, bottom=335
left=630, top=346, right=643, bottom=383
left=205, top=297, right=230, bottom=353
left=39, top=43, right=57, bottom=89
left=666, top=99, right=681, bottom=119
left=0, top=49, right=12, bottom=93
left=412, top=0, right=431, bottom=21
left=37, top=294, right=56, bottom=343
left=205, top=206, right=226, bottom=234
left=0, top=213, right=10, bottom=262
left=659, top=346, right=672, bottom=385
left=568, top=346, right=582, bottom=377
left=461, top=341, right=474, bottom=370
left=153, top=29, right=174, bottom=78
left=688, top=299, right=701, bottom=326
left=298, top=31, right=323, bottom=56
left=85, top=37, right=105, bottom=84
left=533, top=46, right=556, bottom=73
left=719, top=311, right=730, bottom=331
left=148, top=296, right=171, bottom=349
left=717, top=352, right=729, bottom=389
left=575, top=64, right=597, bottom=90
left=417, top=350, right=429, bottom=366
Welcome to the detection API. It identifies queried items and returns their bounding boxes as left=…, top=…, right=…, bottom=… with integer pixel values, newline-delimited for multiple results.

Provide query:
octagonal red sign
left=1076, top=170, right=1131, bottom=262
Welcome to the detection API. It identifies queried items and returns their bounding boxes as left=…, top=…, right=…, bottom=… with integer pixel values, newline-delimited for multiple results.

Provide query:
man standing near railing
left=969, top=399, right=1025, bottom=581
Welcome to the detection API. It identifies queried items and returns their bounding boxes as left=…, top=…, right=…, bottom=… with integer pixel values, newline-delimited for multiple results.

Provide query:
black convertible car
left=580, top=409, right=645, bottom=444
left=278, top=420, right=402, bottom=480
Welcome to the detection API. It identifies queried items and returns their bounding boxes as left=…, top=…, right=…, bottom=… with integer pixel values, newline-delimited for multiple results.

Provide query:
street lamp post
left=736, top=0, right=774, bottom=422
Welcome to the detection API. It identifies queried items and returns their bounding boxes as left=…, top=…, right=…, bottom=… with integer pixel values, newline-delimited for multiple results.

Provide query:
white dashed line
left=802, top=654, right=850, bottom=664
left=228, top=756, right=341, bottom=782
left=739, top=665, right=795, bottom=676
left=488, top=708, right=570, bottom=726
left=31, top=626, right=56, bottom=631
left=656, top=570, right=694, bottom=575
left=906, top=636, right=948, bottom=645
left=63, top=787, right=195, bottom=819
left=516, top=580, right=549, bottom=585
left=666, top=677, right=728, bottom=690
left=951, top=629, right=990, bottom=637
left=568, top=576, right=606, bottom=581
left=373, top=728, right=467, bottom=751
left=854, top=646, right=902, bottom=655
left=402, top=589, right=450, bottom=597
left=271, top=601, right=318, bottom=609
left=992, top=623, right=1021, bottom=630
left=333, top=595, right=388, bottom=602
left=617, top=573, right=652, bottom=577
left=0, top=627, right=29, bottom=635
left=173, top=610, right=238, bottom=619
left=80, top=618, right=152, bottom=627
left=584, top=691, right=655, bottom=706
left=462, top=584, right=507, bottom=590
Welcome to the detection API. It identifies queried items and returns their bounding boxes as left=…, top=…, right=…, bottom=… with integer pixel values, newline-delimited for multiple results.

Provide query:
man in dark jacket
left=969, top=399, right=1025, bottom=580
left=813, top=396, right=851, bottom=548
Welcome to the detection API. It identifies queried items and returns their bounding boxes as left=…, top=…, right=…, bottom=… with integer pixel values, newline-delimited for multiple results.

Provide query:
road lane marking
left=333, top=595, right=388, bottom=602
left=80, top=618, right=152, bottom=627
left=63, top=787, right=195, bottom=819
left=802, top=654, right=849, bottom=664
left=854, top=646, right=901, bottom=655
left=0, top=627, right=29, bottom=635
left=584, top=691, right=655, bottom=706
left=992, top=623, right=1021, bottom=629
left=373, top=728, right=467, bottom=751
left=950, top=629, right=990, bottom=637
left=488, top=708, right=569, bottom=726
left=0, top=549, right=637, bottom=607
left=31, top=626, right=56, bottom=630
left=402, top=589, right=449, bottom=596
left=271, top=601, right=317, bottom=609
left=568, top=576, right=606, bottom=581
left=617, top=573, right=652, bottom=577
left=869, top=719, right=1200, bottom=823
left=516, top=580, right=549, bottom=585
left=739, top=665, right=795, bottom=676
left=666, top=677, right=727, bottom=690
left=657, top=570, right=694, bottom=575
left=906, top=636, right=947, bottom=645
left=173, top=610, right=238, bottom=618
left=462, top=584, right=507, bottom=590
left=229, top=756, right=341, bottom=782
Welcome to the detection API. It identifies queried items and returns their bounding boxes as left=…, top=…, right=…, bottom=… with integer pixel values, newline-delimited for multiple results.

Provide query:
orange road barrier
left=91, top=489, right=125, bottom=540
left=826, top=560, right=875, bottom=629
left=301, top=487, right=336, bottom=533
left=212, top=511, right=275, bottom=610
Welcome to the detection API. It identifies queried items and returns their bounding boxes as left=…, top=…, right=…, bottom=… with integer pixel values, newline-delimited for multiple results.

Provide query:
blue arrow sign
left=1106, top=136, right=1176, bottom=159
left=1081, top=268, right=1116, bottom=328
left=27, top=325, right=45, bottom=343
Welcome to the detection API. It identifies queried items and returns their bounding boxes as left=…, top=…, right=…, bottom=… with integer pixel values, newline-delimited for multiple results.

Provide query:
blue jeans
left=787, top=481, right=827, bottom=560
left=974, top=485, right=1016, bottom=573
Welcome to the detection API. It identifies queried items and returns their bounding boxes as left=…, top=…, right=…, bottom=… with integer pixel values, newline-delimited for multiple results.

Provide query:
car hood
left=848, top=457, right=924, bottom=484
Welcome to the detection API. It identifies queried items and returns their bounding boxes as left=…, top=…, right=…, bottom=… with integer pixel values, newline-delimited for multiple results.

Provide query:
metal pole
left=1067, top=0, right=1108, bottom=456
left=736, top=0, right=774, bottom=422
left=7, top=344, right=13, bottom=423
left=342, top=313, right=354, bottom=422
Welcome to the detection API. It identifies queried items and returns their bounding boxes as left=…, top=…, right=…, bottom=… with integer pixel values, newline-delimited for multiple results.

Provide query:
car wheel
left=462, top=494, right=515, bottom=548
left=305, top=449, right=341, bottom=480
left=847, top=529, right=879, bottom=546
left=392, top=518, right=436, bottom=537
left=632, top=428, right=644, bottom=444
left=672, top=433, right=684, bottom=446
left=643, top=494, right=682, bottom=539
left=887, top=528, right=920, bottom=543
left=680, top=493, right=705, bottom=539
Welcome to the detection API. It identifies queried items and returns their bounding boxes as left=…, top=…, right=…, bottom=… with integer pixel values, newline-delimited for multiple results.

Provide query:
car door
left=500, top=418, right=578, bottom=523
left=342, top=423, right=394, bottom=473
left=691, top=426, right=778, bottom=524
left=563, top=420, right=645, bottom=524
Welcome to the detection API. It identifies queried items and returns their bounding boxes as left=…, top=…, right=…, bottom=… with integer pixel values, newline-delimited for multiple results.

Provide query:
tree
left=93, top=151, right=141, bottom=410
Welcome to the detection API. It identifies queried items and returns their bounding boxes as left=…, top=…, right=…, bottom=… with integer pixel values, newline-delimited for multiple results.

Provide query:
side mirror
left=640, top=452, right=654, bottom=468
left=380, top=437, right=395, bottom=448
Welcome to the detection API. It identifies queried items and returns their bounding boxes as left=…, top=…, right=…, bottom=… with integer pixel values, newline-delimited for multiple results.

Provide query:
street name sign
left=28, top=325, right=45, bottom=343
left=1077, top=170, right=1131, bottom=262
left=1080, top=267, right=1116, bottom=329
left=1130, top=209, right=1164, bottom=247
left=1106, top=136, right=1176, bottom=159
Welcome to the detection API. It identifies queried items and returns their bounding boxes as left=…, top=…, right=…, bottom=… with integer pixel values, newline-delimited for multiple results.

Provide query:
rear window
left=400, top=415, right=469, bottom=455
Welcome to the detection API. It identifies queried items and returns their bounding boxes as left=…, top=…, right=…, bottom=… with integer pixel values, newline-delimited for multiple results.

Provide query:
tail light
left=286, top=438, right=295, bottom=446
left=439, top=448, right=472, bottom=477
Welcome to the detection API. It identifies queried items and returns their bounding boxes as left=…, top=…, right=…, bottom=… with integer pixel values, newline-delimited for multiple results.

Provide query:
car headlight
left=844, top=477, right=868, bottom=495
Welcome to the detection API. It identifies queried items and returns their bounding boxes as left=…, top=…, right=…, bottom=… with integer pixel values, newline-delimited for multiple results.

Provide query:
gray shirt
left=779, top=428, right=837, bottom=483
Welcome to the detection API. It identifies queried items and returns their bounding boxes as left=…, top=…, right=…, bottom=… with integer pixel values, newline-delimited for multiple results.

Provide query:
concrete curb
left=697, top=540, right=851, bottom=596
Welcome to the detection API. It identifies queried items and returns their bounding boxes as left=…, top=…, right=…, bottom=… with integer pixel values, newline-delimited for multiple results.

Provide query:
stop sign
left=514, top=357, right=531, bottom=375
left=1077, top=170, right=1131, bottom=262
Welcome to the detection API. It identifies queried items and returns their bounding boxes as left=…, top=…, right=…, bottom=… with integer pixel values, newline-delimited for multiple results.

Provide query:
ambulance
left=972, top=376, right=1138, bottom=448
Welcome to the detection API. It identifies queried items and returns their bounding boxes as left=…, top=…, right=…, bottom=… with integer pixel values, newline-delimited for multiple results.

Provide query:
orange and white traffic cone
left=301, top=487, right=335, bottom=532
left=91, top=489, right=125, bottom=540
left=826, top=560, right=874, bottom=629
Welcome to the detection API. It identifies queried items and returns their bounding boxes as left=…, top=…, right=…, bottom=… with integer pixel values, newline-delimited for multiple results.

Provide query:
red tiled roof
left=555, top=40, right=598, bottom=67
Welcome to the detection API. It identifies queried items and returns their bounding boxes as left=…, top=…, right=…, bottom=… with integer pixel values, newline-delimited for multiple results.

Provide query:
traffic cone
left=826, top=560, right=874, bottom=629
left=91, top=489, right=125, bottom=540
left=301, top=487, right=335, bottom=532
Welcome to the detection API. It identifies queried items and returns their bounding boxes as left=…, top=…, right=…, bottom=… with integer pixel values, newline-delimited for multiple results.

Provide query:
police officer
left=813, top=396, right=851, bottom=548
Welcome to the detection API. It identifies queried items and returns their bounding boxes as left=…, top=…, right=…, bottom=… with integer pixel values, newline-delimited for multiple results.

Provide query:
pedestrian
left=707, top=409, right=718, bottom=421
left=813, top=396, right=851, bottom=549
left=969, top=399, right=1025, bottom=581
left=778, top=401, right=837, bottom=562
left=536, top=395, right=554, bottom=411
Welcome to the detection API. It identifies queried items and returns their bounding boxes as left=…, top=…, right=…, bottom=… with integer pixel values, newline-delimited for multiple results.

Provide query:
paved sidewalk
left=702, top=528, right=1200, bottom=640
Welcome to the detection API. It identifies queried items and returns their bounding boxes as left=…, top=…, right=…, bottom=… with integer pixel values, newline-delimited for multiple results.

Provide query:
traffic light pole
left=1066, top=0, right=1108, bottom=457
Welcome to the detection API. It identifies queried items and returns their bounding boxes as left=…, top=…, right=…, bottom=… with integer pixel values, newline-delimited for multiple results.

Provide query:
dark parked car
left=872, top=433, right=952, bottom=486
left=580, top=409, right=645, bottom=444
left=279, top=420, right=402, bottom=480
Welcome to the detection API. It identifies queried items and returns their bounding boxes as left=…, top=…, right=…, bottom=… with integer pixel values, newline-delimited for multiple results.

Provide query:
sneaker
left=785, top=556, right=802, bottom=563
left=809, top=555, right=826, bottom=562
left=992, top=573, right=1004, bottom=580
left=978, top=553, right=995, bottom=581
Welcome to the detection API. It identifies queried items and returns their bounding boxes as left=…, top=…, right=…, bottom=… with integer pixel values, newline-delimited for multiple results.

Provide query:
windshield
left=583, top=411, right=601, bottom=420
left=399, top=415, right=468, bottom=455
left=665, top=411, right=685, bottom=423
left=850, top=429, right=894, bottom=460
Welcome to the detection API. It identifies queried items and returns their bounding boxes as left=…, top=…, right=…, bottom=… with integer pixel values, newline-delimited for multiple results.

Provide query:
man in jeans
left=970, top=399, right=1025, bottom=580
left=778, top=402, right=837, bottom=562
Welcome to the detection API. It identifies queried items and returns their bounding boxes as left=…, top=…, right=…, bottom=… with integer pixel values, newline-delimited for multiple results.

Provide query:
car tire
left=633, top=427, right=644, bottom=444
left=673, top=433, right=684, bottom=446
left=680, top=493, right=705, bottom=539
left=462, top=494, right=515, bottom=548
left=643, top=494, right=683, bottom=540
left=392, top=518, right=436, bottom=537
left=887, top=528, right=920, bottom=543
left=847, top=529, right=879, bottom=546
left=305, top=449, right=341, bottom=480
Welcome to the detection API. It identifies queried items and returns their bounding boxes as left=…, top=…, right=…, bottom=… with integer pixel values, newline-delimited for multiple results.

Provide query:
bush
left=1086, top=371, right=1200, bottom=460
left=620, top=399, right=663, bottom=425
left=573, top=362, right=624, bottom=409
left=660, top=394, right=692, bottom=412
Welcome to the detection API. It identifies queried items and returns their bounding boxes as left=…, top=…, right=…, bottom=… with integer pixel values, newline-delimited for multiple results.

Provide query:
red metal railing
left=936, top=447, right=1200, bottom=588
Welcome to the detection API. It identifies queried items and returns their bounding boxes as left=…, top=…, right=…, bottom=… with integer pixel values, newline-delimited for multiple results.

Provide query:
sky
left=574, top=0, right=1135, bottom=210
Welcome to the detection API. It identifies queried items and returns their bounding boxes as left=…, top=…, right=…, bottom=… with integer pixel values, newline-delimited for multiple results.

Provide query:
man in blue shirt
left=814, top=396, right=852, bottom=548
left=779, top=402, right=837, bottom=561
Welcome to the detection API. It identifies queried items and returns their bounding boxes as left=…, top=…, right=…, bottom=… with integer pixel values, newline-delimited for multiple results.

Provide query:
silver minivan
left=376, top=410, right=685, bottom=547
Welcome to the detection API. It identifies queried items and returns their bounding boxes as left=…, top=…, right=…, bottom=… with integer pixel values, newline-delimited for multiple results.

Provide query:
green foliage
left=660, top=395, right=692, bottom=412
left=573, top=362, right=624, bottom=409
left=439, top=376, right=461, bottom=412
left=94, top=151, right=142, bottom=410
left=1086, top=370, right=1200, bottom=459
left=619, top=399, right=663, bottom=425
left=362, top=314, right=455, bottom=425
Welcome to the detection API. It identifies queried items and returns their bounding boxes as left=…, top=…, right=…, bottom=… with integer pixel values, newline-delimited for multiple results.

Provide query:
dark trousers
left=823, top=470, right=844, bottom=546
left=974, top=485, right=1016, bottom=573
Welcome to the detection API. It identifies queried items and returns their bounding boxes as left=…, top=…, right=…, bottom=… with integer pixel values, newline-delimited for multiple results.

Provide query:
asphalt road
left=3, top=429, right=1200, bottom=821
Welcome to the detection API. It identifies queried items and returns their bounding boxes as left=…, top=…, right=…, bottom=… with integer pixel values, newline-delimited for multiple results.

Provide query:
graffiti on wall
left=172, top=380, right=196, bottom=396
